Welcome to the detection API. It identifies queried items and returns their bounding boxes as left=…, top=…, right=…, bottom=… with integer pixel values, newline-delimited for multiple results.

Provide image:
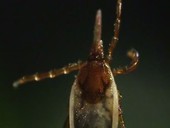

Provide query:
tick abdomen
left=75, top=102, right=112, bottom=128
left=72, top=66, right=115, bottom=128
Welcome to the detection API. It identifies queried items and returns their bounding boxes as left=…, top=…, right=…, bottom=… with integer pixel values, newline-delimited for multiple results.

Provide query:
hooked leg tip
left=13, top=81, right=19, bottom=88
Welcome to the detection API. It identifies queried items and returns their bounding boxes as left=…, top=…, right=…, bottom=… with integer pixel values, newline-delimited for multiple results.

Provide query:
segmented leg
left=13, top=61, right=85, bottom=88
left=113, top=48, right=139, bottom=76
left=107, top=0, right=122, bottom=62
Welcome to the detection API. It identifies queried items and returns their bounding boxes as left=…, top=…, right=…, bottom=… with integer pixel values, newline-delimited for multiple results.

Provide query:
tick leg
left=13, top=61, right=85, bottom=88
left=119, top=107, right=126, bottom=128
left=107, top=0, right=122, bottom=63
left=112, top=49, right=139, bottom=76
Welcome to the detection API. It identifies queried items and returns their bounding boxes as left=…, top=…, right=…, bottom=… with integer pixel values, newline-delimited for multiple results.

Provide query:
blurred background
left=0, top=0, right=169, bottom=128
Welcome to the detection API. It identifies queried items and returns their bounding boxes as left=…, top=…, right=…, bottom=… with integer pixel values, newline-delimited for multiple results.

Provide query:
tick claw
left=13, top=81, right=19, bottom=88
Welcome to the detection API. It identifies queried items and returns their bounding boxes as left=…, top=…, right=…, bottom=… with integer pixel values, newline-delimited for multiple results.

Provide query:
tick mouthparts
left=89, top=10, right=104, bottom=60
left=93, top=9, right=102, bottom=44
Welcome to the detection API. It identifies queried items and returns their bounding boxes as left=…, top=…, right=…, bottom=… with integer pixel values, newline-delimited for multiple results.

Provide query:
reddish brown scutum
left=78, top=60, right=111, bottom=104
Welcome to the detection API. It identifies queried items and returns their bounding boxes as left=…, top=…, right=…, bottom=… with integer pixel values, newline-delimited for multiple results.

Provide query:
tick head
left=88, top=40, right=104, bottom=61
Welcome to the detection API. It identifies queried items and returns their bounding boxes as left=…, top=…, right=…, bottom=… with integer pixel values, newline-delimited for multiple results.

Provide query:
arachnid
left=13, top=0, right=139, bottom=128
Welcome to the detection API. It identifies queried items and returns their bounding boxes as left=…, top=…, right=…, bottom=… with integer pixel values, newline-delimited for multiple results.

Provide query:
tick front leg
left=112, top=49, right=139, bottom=76
left=13, top=61, right=85, bottom=88
left=107, top=0, right=122, bottom=63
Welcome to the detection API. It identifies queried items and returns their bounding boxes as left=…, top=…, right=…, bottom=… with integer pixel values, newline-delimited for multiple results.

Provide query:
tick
left=13, top=0, right=139, bottom=128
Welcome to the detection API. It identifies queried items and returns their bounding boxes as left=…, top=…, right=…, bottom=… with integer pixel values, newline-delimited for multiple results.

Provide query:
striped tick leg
left=13, top=61, right=85, bottom=88
left=112, top=48, right=139, bottom=76
left=107, top=0, right=122, bottom=63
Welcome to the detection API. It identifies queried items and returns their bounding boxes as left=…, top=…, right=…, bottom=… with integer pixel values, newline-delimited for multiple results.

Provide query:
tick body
left=70, top=61, right=119, bottom=128
left=13, top=0, right=139, bottom=128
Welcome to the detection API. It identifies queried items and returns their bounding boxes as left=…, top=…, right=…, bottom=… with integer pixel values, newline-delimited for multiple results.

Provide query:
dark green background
left=0, top=0, right=169, bottom=128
